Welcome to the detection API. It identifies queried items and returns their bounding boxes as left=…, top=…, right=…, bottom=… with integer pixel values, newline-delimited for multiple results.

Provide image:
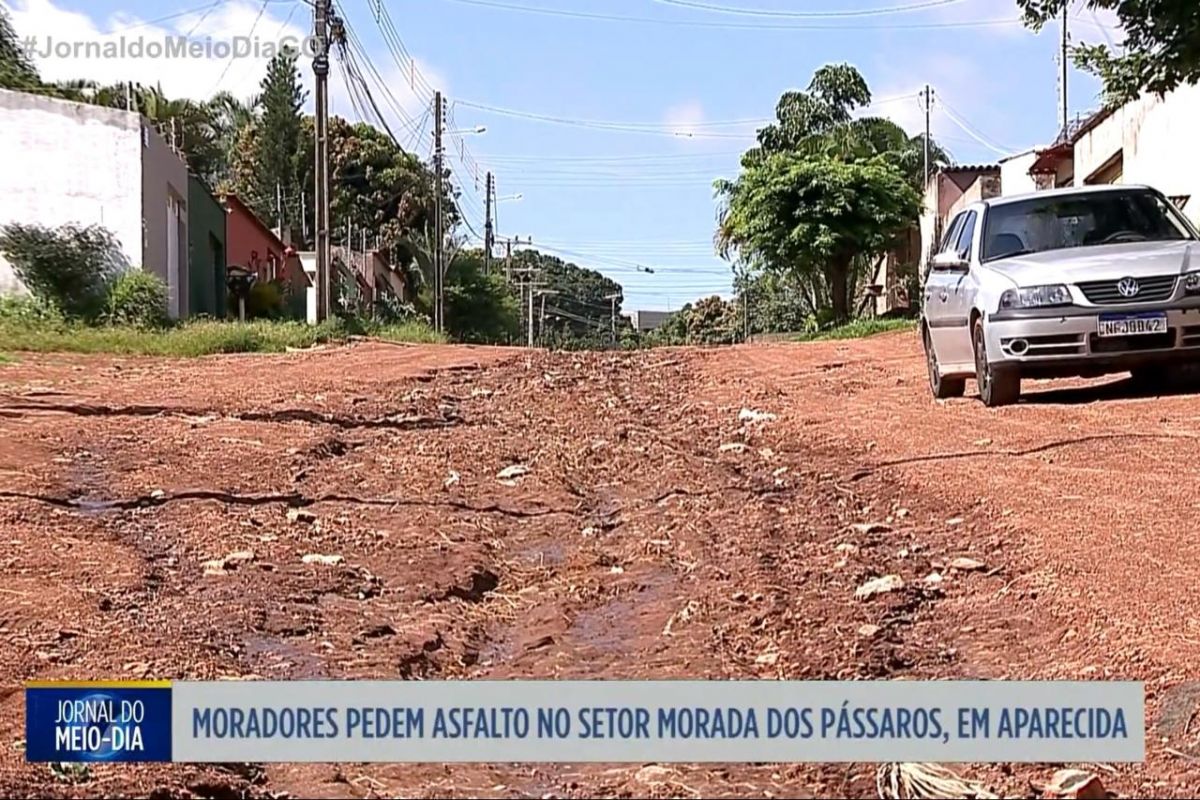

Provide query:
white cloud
left=6, top=0, right=445, bottom=136
left=9, top=0, right=305, bottom=101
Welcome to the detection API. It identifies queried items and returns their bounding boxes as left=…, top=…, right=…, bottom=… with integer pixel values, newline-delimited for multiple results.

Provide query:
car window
left=939, top=213, right=965, bottom=254
left=981, top=189, right=1194, bottom=262
left=954, top=211, right=977, bottom=260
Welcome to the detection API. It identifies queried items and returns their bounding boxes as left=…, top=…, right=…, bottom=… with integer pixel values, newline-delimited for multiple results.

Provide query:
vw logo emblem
left=1117, top=277, right=1140, bottom=298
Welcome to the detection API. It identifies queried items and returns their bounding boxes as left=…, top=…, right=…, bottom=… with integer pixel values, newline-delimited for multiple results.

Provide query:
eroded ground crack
left=0, top=489, right=572, bottom=518
left=0, top=399, right=463, bottom=431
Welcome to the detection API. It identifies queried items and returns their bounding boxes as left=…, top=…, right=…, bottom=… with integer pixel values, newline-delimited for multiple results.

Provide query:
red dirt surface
left=0, top=334, right=1198, bottom=798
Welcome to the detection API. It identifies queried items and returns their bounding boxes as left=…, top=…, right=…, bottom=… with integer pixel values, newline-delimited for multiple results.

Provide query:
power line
left=335, top=3, right=424, bottom=135
left=936, top=97, right=1014, bottom=156
left=478, top=150, right=744, bottom=163
left=209, top=0, right=270, bottom=93
left=438, top=0, right=1024, bottom=31
left=649, top=0, right=967, bottom=18
left=458, top=92, right=915, bottom=141
left=454, top=99, right=762, bottom=138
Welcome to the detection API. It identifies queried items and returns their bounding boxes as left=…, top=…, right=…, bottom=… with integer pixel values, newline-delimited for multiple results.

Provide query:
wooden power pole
left=433, top=91, right=444, bottom=333
left=484, top=172, right=494, bottom=275
left=313, top=0, right=332, bottom=321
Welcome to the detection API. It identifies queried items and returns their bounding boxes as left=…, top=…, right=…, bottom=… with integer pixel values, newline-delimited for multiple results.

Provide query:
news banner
left=25, top=680, right=1143, bottom=763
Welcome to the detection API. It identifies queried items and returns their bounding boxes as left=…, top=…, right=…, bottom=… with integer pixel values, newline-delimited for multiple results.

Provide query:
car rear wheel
left=973, top=320, right=1020, bottom=407
left=923, top=325, right=965, bottom=399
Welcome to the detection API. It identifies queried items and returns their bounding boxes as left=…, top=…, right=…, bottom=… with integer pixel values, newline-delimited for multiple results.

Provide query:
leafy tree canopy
left=718, top=152, right=919, bottom=321
left=508, top=249, right=625, bottom=340
left=443, top=249, right=521, bottom=343
left=1018, top=0, right=1200, bottom=105
left=0, top=223, right=124, bottom=320
left=0, top=5, right=38, bottom=89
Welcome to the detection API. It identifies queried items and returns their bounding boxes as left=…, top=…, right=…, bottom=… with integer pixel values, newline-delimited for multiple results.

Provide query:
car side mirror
left=930, top=251, right=969, bottom=272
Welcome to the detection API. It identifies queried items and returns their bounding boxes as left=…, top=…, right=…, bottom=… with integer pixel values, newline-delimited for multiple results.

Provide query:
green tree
left=507, top=249, right=626, bottom=342
left=249, top=47, right=306, bottom=224
left=717, top=153, right=919, bottom=322
left=0, top=223, right=123, bottom=319
left=1018, top=0, right=1200, bottom=105
left=751, top=64, right=948, bottom=191
left=443, top=249, right=521, bottom=343
left=718, top=64, right=932, bottom=323
left=0, top=5, right=39, bottom=90
left=207, top=91, right=258, bottom=189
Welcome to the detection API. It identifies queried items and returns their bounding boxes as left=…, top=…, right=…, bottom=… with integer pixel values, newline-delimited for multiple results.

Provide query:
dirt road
left=1, top=333, right=1198, bottom=798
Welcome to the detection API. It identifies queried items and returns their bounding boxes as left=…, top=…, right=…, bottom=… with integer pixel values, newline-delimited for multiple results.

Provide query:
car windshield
left=981, top=189, right=1194, bottom=262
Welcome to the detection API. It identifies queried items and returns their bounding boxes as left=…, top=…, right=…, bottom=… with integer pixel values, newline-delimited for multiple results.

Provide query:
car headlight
left=1184, top=272, right=1200, bottom=294
left=999, top=284, right=1072, bottom=309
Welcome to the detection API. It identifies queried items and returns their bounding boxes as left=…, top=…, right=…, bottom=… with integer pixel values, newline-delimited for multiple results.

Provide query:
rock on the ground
left=855, top=574, right=905, bottom=599
left=302, top=553, right=344, bottom=566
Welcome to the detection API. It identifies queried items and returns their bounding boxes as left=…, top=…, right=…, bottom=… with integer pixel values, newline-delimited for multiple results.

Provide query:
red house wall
left=223, top=196, right=301, bottom=288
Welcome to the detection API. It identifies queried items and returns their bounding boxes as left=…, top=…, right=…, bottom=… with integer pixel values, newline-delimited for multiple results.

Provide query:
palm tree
left=207, top=91, right=258, bottom=188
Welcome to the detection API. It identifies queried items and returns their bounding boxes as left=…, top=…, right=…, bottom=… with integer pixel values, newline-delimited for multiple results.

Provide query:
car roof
left=983, top=184, right=1157, bottom=208
left=979, top=181, right=1156, bottom=206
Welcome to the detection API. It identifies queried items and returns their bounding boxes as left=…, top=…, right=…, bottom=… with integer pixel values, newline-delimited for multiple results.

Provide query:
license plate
left=1097, top=313, right=1167, bottom=337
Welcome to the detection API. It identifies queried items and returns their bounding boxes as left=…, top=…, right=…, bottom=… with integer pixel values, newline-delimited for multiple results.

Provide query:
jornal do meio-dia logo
left=25, top=681, right=172, bottom=763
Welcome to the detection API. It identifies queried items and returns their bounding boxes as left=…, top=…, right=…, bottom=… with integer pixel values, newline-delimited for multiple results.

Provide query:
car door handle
left=938, top=291, right=948, bottom=302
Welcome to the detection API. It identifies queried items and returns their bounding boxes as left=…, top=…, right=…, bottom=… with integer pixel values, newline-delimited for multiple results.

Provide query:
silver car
left=921, top=184, right=1200, bottom=406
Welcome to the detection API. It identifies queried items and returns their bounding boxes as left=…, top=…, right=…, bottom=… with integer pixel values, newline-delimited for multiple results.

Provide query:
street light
left=497, top=193, right=523, bottom=202
left=446, top=125, right=487, bottom=135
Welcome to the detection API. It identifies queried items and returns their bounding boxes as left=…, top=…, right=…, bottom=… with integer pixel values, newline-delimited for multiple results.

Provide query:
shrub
left=0, top=295, right=65, bottom=326
left=106, top=271, right=169, bottom=328
left=0, top=223, right=122, bottom=319
left=245, top=280, right=285, bottom=318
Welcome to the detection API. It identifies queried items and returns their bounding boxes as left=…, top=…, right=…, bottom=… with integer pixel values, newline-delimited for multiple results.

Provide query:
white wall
left=1074, top=82, right=1200, bottom=226
left=0, top=89, right=143, bottom=295
left=1000, top=151, right=1039, bottom=196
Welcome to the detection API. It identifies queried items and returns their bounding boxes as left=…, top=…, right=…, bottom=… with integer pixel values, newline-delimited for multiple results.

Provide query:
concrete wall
left=141, top=121, right=190, bottom=318
left=0, top=89, right=191, bottom=317
left=1000, top=151, right=1039, bottom=196
left=631, top=310, right=672, bottom=331
left=0, top=89, right=142, bottom=294
left=1073, top=83, right=1200, bottom=225
left=919, top=170, right=1000, bottom=278
left=187, top=175, right=226, bottom=317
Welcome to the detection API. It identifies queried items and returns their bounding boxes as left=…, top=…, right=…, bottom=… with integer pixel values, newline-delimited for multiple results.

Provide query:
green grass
left=790, top=317, right=916, bottom=342
left=0, top=318, right=446, bottom=357
left=0, top=353, right=12, bottom=363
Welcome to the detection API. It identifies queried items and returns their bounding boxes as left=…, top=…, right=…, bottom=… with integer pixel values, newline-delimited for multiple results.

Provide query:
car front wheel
left=923, top=325, right=965, bottom=399
left=973, top=320, right=1020, bottom=407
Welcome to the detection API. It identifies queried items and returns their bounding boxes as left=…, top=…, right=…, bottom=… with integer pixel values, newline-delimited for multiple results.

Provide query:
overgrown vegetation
left=0, top=223, right=123, bottom=320
left=105, top=271, right=169, bottom=328
left=1018, top=0, right=1200, bottom=106
left=0, top=303, right=442, bottom=356
left=716, top=64, right=931, bottom=323
left=791, top=317, right=915, bottom=342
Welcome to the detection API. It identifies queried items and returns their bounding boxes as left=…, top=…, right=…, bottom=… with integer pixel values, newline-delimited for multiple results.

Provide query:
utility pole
left=1059, top=5, right=1069, bottom=136
left=505, top=239, right=512, bottom=282
left=433, top=90, right=444, bottom=333
left=313, top=0, right=332, bottom=322
left=742, top=286, right=751, bottom=343
left=539, top=292, right=548, bottom=345
left=276, top=181, right=283, bottom=238
left=527, top=284, right=536, bottom=348
left=920, top=85, right=934, bottom=191
left=300, top=191, right=308, bottom=244
left=484, top=172, right=494, bottom=275
left=604, top=292, right=620, bottom=345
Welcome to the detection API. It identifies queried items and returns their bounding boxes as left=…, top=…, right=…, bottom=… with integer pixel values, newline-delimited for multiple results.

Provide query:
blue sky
left=7, top=0, right=1121, bottom=310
